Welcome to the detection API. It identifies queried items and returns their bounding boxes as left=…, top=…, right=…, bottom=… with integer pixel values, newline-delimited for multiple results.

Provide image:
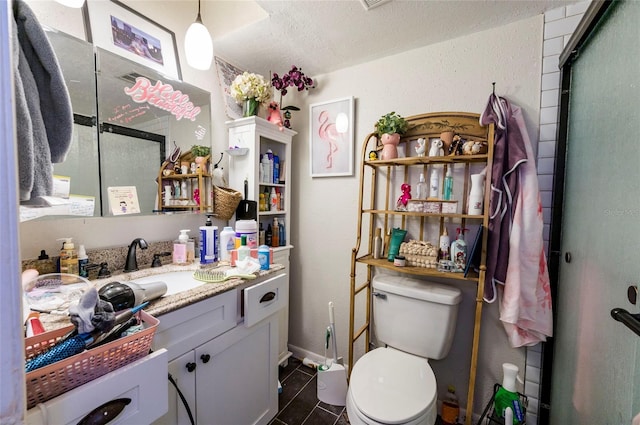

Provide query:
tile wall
left=525, top=3, right=589, bottom=424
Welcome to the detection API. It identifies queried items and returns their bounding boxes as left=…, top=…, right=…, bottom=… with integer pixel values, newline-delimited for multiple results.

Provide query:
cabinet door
left=153, top=351, right=197, bottom=425
left=195, top=315, right=278, bottom=425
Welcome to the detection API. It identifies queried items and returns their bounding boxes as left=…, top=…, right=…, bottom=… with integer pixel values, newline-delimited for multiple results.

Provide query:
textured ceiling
left=208, top=0, right=579, bottom=78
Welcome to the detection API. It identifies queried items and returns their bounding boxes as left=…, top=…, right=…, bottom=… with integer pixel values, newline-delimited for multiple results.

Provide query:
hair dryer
left=98, top=281, right=166, bottom=311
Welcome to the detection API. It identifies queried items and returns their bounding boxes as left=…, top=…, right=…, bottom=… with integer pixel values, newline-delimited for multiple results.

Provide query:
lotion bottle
left=173, top=230, right=190, bottom=265
left=429, top=168, right=440, bottom=198
left=237, top=235, right=250, bottom=261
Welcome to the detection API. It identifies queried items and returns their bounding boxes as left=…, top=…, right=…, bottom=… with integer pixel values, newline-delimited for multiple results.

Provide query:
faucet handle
left=152, top=252, right=171, bottom=268
left=97, top=262, right=111, bottom=279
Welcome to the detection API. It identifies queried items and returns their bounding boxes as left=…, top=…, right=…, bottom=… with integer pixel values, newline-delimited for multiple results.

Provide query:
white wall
left=287, top=15, right=544, bottom=414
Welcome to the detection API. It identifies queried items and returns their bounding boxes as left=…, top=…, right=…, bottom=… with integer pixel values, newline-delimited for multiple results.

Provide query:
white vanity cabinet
left=153, top=272, right=288, bottom=425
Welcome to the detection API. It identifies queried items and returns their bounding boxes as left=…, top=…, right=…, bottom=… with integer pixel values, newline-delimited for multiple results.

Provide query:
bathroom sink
left=130, top=271, right=205, bottom=296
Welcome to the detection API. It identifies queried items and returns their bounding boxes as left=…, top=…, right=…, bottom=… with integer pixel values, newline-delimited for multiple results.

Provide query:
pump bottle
left=173, top=230, right=191, bottom=265
left=416, top=173, right=427, bottom=199
left=78, top=245, right=89, bottom=278
left=58, top=238, right=79, bottom=275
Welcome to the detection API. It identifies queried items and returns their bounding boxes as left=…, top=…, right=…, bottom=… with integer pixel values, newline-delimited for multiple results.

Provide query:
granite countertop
left=36, top=262, right=285, bottom=331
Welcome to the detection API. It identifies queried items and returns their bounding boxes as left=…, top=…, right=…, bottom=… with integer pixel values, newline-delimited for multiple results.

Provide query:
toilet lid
left=350, top=348, right=436, bottom=424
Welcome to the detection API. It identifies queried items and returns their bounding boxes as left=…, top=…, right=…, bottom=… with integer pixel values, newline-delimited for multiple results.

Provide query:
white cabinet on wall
left=227, top=116, right=295, bottom=365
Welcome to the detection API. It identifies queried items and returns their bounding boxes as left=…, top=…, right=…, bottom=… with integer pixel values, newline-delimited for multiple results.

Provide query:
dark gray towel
left=14, top=0, right=73, bottom=201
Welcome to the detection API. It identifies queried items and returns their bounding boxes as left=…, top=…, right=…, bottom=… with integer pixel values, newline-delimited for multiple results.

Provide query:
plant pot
left=440, top=131, right=455, bottom=154
left=195, top=156, right=208, bottom=171
left=380, top=133, right=401, bottom=160
left=243, top=98, right=260, bottom=117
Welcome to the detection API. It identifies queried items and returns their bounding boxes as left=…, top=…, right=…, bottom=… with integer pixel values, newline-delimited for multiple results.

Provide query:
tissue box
left=424, top=200, right=441, bottom=213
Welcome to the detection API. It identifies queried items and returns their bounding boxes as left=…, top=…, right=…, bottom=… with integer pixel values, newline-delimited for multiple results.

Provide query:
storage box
left=24, top=310, right=159, bottom=409
left=441, top=200, right=458, bottom=214
left=424, top=200, right=441, bottom=213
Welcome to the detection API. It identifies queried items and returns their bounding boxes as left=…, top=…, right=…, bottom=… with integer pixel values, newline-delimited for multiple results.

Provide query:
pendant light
left=54, top=0, right=85, bottom=7
left=185, top=0, right=213, bottom=70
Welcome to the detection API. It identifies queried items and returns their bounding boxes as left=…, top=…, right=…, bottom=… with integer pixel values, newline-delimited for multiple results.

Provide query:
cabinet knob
left=186, top=362, right=196, bottom=372
left=200, top=354, right=211, bottom=363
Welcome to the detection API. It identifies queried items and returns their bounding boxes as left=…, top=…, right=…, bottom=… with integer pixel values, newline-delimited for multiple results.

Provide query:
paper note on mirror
left=107, top=186, right=141, bottom=216
left=52, top=175, right=71, bottom=198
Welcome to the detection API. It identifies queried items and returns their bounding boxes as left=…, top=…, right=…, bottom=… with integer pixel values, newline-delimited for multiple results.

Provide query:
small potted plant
left=191, top=145, right=211, bottom=170
left=375, top=112, right=408, bottom=159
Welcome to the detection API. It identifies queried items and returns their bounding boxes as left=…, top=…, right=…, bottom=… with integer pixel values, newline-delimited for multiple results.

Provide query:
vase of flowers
left=230, top=72, right=272, bottom=117
left=271, top=65, right=315, bottom=128
left=375, top=112, right=408, bottom=160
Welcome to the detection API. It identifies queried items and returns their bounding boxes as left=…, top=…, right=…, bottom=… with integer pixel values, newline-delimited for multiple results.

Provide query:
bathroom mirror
left=40, top=30, right=212, bottom=218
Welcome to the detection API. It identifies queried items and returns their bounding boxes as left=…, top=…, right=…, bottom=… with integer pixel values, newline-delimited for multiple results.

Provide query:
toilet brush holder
left=317, top=363, right=348, bottom=406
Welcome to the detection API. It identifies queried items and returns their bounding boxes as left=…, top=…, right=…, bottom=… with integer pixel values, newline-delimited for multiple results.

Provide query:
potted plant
left=191, top=145, right=211, bottom=170
left=375, top=112, right=408, bottom=159
left=271, top=65, right=315, bottom=128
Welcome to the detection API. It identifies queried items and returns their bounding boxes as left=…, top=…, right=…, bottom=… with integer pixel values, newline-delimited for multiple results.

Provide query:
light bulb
left=185, top=21, right=213, bottom=70
left=336, top=112, right=349, bottom=133
left=54, top=0, right=85, bottom=7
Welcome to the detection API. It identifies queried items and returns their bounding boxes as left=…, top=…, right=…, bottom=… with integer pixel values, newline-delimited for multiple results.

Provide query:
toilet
left=346, top=274, right=462, bottom=425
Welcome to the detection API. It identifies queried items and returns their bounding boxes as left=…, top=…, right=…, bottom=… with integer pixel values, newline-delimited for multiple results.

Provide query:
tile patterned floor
left=272, top=357, right=456, bottom=425
left=271, top=357, right=349, bottom=425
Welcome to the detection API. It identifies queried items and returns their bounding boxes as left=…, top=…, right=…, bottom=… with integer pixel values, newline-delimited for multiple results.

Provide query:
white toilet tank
left=372, top=274, right=462, bottom=360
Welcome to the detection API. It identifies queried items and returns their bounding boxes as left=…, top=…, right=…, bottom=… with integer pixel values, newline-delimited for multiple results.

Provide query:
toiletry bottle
left=259, top=223, right=266, bottom=246
left=261, top=154, right=271, bottom=183
left=78, top=244, right=89, bottom=278
left=438, top=228, right=450, bottom=261
left=259, top=192, right=266, bottom=211
left=58, top=238, right=79, bottom=275
left=441, top=385, right=460, bottom=425
left=265, top=224, right=273, bottom=246
left=258, top=245, right=270, bottom=270
left=237, top=235, right=250, bottom=262
left=278, top=220, right=285, bottom=246
left=273, top=154, right=280, bottom=184
left=416, top=173, right=427, bottom=199
left=443, top=166, right=453, bottom=200
left=429, top=167, right=440, bottom=198
left=451, top=228, right=468, bottom=272
left=272, top=218, right=279, bottom=247
left=219, top=226, right=236, bottom=262
left=173, top=230, right=190, bottom=265
left=181, top=180, right=188, bottom=200
left=270, top=187, right=278, bottom=211
left=199, top=215, right=217, bottom=264
left=373, top=228, right=382, bottom=259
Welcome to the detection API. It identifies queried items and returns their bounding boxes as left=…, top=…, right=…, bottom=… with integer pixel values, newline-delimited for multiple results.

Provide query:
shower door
left=550, top=1, right=640, bottom=423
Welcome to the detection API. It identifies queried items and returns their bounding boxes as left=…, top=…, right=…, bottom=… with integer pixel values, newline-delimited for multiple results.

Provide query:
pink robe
left=480, top=94, right=553, bottom=347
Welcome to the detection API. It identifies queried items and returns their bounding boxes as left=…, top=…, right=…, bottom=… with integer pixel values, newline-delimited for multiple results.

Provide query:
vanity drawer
left=243, top=273, right=288, bottom=327
left=26, top=349, right=168, bottom=425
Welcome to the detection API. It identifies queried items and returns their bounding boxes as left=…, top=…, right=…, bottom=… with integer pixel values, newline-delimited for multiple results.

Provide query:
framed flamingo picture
left=309, top=97, right=355, bottom=177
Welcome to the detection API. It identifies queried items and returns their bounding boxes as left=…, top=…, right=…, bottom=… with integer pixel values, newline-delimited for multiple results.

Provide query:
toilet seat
left=349, top=347, right=437, bottom=424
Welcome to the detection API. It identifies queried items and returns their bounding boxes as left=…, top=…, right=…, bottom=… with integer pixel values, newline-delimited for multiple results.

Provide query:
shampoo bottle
left=270, top=188, right=278, bottom=211
left=373, top=228, right=382, bottom=259
left=278, top=221, right=286, bottom=246
left=272, top=218, right=279, bottom=247
left=58, top=238, right=79, bottom=275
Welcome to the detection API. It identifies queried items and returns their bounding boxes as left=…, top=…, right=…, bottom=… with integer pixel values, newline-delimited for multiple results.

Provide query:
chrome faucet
left=124, top=238, right=148, bottom=272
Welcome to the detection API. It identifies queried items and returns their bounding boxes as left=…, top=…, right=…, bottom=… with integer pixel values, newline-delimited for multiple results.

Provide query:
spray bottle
left=493, top=363, right=525, bottom=424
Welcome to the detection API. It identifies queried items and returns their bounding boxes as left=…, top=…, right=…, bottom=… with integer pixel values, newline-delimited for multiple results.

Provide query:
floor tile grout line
left=277, top=364, right=317, bottom=423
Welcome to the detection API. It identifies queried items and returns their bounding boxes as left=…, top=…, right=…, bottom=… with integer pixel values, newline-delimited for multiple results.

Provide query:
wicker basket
left=24, top=311, right=158, bottom=409
left=213, top=186, right=242, bottom=220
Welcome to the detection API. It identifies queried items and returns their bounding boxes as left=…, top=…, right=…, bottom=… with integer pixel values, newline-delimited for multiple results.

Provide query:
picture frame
left=309, top=96, right=355, bottom=177
left=86, top=0, right=181, bottom=80
left=214, top=56, right=244, bottom=120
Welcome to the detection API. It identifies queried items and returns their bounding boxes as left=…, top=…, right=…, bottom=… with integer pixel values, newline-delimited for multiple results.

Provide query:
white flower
left=230, top=72, right=273, bottom=103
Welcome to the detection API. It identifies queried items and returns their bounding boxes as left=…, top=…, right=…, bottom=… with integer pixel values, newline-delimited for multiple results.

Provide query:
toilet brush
left=317, top=302, right=348, bottom=406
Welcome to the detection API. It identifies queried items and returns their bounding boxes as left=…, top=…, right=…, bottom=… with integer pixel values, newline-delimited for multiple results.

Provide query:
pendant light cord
left=195, top=0, right=203, bottom=24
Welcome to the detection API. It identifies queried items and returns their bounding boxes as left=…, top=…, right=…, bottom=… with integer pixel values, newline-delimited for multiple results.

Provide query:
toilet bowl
left=346, top=347, right=437, bottom=425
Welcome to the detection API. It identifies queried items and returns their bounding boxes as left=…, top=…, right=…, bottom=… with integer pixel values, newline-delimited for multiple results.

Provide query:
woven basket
left=213, top=186, right=242, bottom=220
left=24, top=311, right=158, bottom=409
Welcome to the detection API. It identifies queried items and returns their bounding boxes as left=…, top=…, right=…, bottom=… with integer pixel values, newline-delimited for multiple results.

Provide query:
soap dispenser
left=173, top=230, right=192, bottom=265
